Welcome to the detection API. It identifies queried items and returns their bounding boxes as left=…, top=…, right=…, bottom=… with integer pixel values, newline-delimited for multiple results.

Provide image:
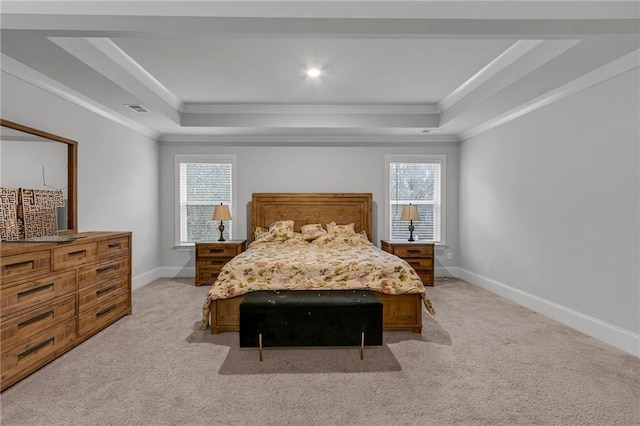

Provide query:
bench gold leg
left=259, top=333, right=263, bottom=361
left=360, top=331, right=364, bottom=360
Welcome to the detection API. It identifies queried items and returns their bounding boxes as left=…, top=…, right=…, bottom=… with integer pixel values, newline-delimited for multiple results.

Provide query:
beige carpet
left=1, top=278, right=638, bottom=425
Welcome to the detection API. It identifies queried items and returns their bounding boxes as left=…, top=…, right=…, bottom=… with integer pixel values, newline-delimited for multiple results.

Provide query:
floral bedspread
left=201, top=232, right=435, bottom=328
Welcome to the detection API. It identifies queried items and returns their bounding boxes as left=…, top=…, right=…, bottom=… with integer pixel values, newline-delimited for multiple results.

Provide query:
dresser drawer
left=402, top=257, right=433, bottom=270
left=1, top=250, right=51, bottom=285
left=392, top=245, right=434, bottom=258
left=197, top=245, right=238, bottom=258
left=78, top=274, right=130, bottom=312
left=78, top=292, right=130, bottom=337
left=78, top=256, right=129, bottom=289
left=0, top=270, right=77, bottom=318
left=53, top=242, right=98, bottom=271
left=1, top=321, right=76, bottom=386
left=97, top=236, right=130, bottom=260
left=1, top=295, right=76, bottom=350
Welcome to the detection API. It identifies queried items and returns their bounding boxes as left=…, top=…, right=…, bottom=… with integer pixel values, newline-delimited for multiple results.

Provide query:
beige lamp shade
left=400, top=204, right=420, bottom=221
left=212, top=204, right=232, bottom=221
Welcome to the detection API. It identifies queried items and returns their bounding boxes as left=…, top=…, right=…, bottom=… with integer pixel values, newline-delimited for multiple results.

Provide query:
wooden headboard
left=251, top=193, right=372, bottom=241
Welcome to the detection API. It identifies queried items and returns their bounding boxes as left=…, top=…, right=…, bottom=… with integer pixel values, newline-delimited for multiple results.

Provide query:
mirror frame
left=1, top=119, right=78, bottom=234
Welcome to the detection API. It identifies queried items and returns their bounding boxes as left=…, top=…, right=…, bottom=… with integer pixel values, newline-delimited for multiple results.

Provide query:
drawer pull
left=96, top=304, right=116, bottom=318
left=406, top=249, right=422, bottom=254
left=96, top=264, right=118, bottom=273
left=96, top=284, right=117, bottom=296
left=108, top=242, right=122, bottom=248
left=18, top=311, right=54, bottom=328
left=68, top=250, right=86, bottom=257
left=18, top=337, right=55, bottom=360
left=17, top=283, right=54, bottom=298
left=5, top=260, right=34, bottom=270
left=209, top=248, right=224, bottom=254
left=209, top=260, right=225, bottom=265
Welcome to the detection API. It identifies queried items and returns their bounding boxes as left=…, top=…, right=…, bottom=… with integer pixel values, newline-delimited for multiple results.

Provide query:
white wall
left=458, top=70, right=639, bottom=353
left=1, top=72, right=161, bottom=288
left=159, top=144, right=459, bottom=276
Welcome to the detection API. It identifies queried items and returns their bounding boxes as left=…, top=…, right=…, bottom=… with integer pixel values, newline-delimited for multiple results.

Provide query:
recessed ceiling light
left=421, top=129, right=431, bottom=133
left=306, top=68, right=321, bottom=78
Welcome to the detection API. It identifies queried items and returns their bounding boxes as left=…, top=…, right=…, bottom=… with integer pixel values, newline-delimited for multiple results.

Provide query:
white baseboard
left=435, top=266, right=457, bottom=278
left=157, top=266, right=196, bottom=278
left=450, top=267, right=639, bottom=357
left=132, top=267, right=195, bottom=290
left=132, top=268, right=161, bottom=291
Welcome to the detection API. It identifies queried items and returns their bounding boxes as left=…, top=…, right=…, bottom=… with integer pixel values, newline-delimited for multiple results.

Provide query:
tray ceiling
left=1, top=1, right=638, bottom=143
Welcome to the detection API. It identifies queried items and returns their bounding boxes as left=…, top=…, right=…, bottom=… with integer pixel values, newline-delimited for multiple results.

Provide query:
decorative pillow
left=268, top=220, right=295, bottom=238
left=300, top=223, right=327, bottom=241
left=251, top=220, right=296, bottom=246
left=325, top=221, right=356, bottom=235
left=254, top=226, right=268, bottom=240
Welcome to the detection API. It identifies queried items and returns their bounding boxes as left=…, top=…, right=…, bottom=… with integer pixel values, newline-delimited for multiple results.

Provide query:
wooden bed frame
left=209, top=193, right=423, bottom=334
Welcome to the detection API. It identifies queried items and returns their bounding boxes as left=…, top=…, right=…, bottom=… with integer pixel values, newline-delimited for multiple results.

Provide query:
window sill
left=384, top=240, right=447, bottom=247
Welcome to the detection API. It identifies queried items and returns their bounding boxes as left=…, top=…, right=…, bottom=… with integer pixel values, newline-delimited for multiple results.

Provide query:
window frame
left=174, top=154, right=237, bottom=247
left=384, top=154, right=446, bottom=245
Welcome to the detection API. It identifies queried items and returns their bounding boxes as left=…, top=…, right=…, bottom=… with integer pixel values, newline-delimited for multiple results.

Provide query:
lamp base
left=408, top=221, right=415, bottom=242
left=218, top=222, right=225, bottom=242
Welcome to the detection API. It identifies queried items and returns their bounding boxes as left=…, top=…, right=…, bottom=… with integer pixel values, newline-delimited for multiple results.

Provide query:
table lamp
left=400, top=203, right=420, bottom=242
left=211, top=203, right=232, bottom=241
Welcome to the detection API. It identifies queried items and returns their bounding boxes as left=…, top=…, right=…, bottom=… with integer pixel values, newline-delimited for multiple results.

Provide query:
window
left=386, top=155, right=445, bottom=243
left=175, top=155, right=236, bottom=245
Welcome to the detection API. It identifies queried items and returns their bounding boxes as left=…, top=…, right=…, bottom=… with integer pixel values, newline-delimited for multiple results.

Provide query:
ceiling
left=1, top=1, right=638, bottom=143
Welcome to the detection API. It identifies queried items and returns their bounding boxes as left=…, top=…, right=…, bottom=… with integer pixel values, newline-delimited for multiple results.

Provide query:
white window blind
left=177, top=159, right=233, bottom=244
left=389, top=160, right=442, bottom=242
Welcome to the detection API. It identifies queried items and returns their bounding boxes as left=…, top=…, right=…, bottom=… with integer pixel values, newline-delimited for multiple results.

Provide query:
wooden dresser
left=380, top=240, right=434, bottom=286
left=195, top=240, right=246, bottom=286
left=0, top=231, right=132, bottom=391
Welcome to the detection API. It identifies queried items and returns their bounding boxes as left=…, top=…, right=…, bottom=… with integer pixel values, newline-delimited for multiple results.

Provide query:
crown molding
left=440, top=39, right=581, bottom=126
left=180, top=112, right=439, bottom=128
left=183, top=103, right=438, bottom=114
left=158, top=133, right=460, bottom=145
left=0, top=54, right=159, bottom=140
left=459, top=48, right=640, bottom=140
left=438, top=39, right=543, bottom=113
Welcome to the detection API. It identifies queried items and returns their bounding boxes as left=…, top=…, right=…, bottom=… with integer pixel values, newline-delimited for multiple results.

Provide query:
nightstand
left=195, top=240, right=247, bottom=286
left=380, top=240, right=434, bottom=286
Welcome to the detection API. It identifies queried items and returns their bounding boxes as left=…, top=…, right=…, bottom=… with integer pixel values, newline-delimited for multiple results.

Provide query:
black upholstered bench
left=239, top=290, right=383, bottom=360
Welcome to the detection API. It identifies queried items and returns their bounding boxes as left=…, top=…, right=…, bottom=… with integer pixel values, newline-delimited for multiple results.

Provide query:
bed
left=201, top=193, right=435, bottom=334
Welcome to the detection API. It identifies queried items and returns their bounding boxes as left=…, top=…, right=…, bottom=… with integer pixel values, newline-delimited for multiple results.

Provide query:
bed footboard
left=210, top=293, right=422, bottom=334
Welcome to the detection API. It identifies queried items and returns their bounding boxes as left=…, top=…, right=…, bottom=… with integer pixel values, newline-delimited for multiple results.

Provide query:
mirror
left=0, top=119, right=77, bottom=234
